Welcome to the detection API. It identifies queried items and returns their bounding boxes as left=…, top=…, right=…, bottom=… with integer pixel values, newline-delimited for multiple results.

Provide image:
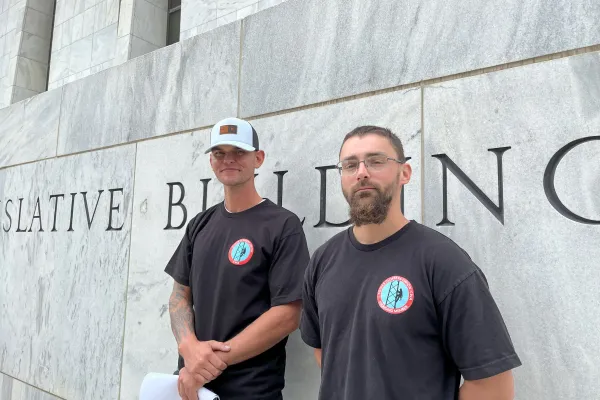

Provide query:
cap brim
left=204, top=141, right=256, bottom=154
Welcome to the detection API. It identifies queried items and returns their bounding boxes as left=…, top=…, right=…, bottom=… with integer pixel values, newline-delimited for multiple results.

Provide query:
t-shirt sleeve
left=164, top=217, right=196, bottom=287
left=437, top=267, right=522, bottom=380
left=299, top=253, right=321, bottom=349
left=268, top=217, right=310, bottom=307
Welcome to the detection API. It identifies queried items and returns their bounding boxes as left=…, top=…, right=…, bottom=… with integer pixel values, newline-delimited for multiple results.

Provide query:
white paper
left=139, top=372, right=219, bottom=400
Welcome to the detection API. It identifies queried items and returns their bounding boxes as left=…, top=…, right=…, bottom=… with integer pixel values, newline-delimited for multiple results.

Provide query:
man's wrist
left=178, top=335, right=198, bottom=358
left=215, top=340, right=234, bottom=365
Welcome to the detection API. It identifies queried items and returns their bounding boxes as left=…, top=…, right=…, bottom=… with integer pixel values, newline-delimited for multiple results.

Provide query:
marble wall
left=0, top=0, right=599, bottom=399
left=0, top=372, right=61, bottom=400
left=0, top=146, right=136, bottom=399
left=0, top=0, right=55, bottom=107
left=240, top=0, right=600, bottom=116
left=48, top=0, right=121, bottom=89
left=423, top=52, right=600, bottom=399
left=180, top=0, right=288, bottom=40
left=0, top=86, right=62, bottom=168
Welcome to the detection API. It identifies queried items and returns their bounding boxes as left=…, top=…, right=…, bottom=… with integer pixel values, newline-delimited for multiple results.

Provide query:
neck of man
left=223, top=179, right=263, bottom=213
left=352, top=199, right=410, bottom=245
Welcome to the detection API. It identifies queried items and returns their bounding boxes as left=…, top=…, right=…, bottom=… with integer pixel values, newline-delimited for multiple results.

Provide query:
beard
left=343, top=178, right=396, bottom=227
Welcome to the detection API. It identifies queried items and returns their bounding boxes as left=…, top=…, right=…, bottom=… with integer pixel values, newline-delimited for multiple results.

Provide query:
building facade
left=1, top=0, right=600, bottom=399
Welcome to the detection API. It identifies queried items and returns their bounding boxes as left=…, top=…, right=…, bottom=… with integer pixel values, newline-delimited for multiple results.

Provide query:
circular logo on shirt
left=228, top=239, right=254, bottom=266
left=377, top=276, right=414, bottom=314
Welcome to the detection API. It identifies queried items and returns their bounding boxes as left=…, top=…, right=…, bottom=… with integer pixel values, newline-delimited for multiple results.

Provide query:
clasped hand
left=177, top=340, right=231, bottom=400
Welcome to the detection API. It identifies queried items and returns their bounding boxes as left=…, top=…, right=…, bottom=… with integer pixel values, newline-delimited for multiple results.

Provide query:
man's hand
left=179, top=338, right=231, bottom=383
left=178, top=367, right=204, bottom=400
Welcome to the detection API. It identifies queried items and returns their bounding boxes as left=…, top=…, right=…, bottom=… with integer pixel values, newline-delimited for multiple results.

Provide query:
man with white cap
left=165, top=117, right=310, bottom=400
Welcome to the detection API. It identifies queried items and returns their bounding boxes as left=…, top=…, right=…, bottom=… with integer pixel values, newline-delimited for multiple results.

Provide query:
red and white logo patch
left=228, top=239, right=254, bottom=266
left=376, top=276, right=414, bottom=314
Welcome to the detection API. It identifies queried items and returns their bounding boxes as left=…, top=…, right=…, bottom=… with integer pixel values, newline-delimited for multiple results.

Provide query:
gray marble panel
left=58, top=21, right=239, bottom=154
left=113, top=34, right=130, bottom=64
left=59, top=18, right=72, bottom=49
left=240, top=0, right=600, bottom=117
left=181, top=0, right=217, bottom=32
left=85, top=0, right=101, bottom=9
left=236, top=2, right=257, bottom=19
left=120, top=88, right=421, bottom=400
left=14, top=56, right=47, bottom=92
left=130, top=22, right=239, bottom=140
left=0, top=145, right=136, bottom=399
left=130, top=35, right=158, bottom=59
left=81, top=5, right=95, bottom=38
left=6, top=2, right=25, bottom=33
left=217, top=0, right=256, bottom=17
left=0, top=34, right=5, bottom=58
left=22, top=7, right=52, bottom=38
left=19, top=32, right=51, bottom=63
left=132, top=0, right=167, bottom=47
left=52, top=0, right=64, bottom=25
left=93, top=0, right=108, bottom=31
left=0, top=372, right=63, bottom=400
left=0, top=10, right=8, bottom=36
left=0, top=53, right=8, bottom=77
left=0, top=87, right=61, bottom=168
left=257, top=0, right=284, bottom=11
left=48, top=45, right=70, bottom=84
left=116, top=0, right=133, bottom=38
left=0, top=77, right=10, bottom=108
left=91, top=22, right=117, bottom=67
left=70, top=12, right=84, bottom=43
left=423, top=52, right=600, bottom=399
left=105, top=0, right=119, bottom=26
left=27, top=0, right=55, bottom=16
left=11, top=85, right=38, bottom=102
left=69, top=35, right=93, bottom=73
left=57, top=58, right=135, bottom=154
left=215, top=10, right=236, bottom=27
left=5, top=29, right=19, bottom=59
left=145, top=0, right=167, bottom=9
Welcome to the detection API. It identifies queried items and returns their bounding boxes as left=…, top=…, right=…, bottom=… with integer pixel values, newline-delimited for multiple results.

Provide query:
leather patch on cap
left=219, top=125, right=237, bottom=135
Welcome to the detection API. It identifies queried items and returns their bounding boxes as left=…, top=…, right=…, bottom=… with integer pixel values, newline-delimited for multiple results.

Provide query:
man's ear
left=399, top=163, right=412, bottom=185
left=255, top=150, right=266, bottom=168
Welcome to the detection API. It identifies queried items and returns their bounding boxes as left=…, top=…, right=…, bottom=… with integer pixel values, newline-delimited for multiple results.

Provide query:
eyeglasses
left=336, top=154, right=404, bottom=175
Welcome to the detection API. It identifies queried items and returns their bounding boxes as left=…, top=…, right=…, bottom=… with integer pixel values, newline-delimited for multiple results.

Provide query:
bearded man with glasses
left=299, top=125, right=521, bottom=400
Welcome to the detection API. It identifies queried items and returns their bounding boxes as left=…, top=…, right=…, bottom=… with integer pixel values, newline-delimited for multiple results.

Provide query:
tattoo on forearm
left=169, top=283, right=195, bottom=344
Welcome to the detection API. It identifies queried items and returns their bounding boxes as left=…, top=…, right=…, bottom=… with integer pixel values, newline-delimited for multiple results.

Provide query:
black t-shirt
left=165, top=199, right=310, bottom=400
left=300, top=221, right=522, bottom=400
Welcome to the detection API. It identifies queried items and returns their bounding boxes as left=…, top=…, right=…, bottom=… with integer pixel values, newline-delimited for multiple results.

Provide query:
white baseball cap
left=205, top=117, right=260, bottom=153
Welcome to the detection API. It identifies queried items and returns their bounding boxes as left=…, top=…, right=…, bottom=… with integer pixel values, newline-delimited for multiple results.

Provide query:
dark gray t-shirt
left=165, top=199, right=309, bottom=400
left=300, top=221, right=521, bottom=400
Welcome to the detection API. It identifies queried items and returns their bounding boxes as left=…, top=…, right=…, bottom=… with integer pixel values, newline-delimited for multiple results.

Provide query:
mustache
left=352, top=180, right=380, bottom=193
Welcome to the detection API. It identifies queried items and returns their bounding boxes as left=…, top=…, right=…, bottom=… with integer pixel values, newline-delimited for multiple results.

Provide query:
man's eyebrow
left=341, top=152, right=386, bottom=161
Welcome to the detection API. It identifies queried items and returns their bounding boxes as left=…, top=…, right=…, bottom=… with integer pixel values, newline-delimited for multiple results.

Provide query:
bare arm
left=314, top=348, right=322, bottom=367
left=215, top=300, right=302, bottom=366
left=459, top=371, right=515, bottom=400
left=168, top=281, right=195, bottom=346
left=169, top=280, right=229, bottom=389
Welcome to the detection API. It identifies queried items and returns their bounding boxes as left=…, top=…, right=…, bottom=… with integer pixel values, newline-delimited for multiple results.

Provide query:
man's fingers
left=185, top=382, right=197, bottom=400
left=208, top=340, right=231, bottom=352
left=178, top=379, right=188, bottom=400
left=208, top=352, right=228, bottom=371
left=202, top=362, right=222, bottom=378
left=197, top=369, right=213, bottom=382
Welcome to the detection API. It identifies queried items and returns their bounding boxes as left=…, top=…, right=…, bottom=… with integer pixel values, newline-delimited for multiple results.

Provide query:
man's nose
left=223, top=153, right=237, bottom=162
left=356, top=161, right=370, bottom=180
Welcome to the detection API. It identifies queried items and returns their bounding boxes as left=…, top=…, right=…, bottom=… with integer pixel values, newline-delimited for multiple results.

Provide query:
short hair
left=340, top=126, right=406, bottom=161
